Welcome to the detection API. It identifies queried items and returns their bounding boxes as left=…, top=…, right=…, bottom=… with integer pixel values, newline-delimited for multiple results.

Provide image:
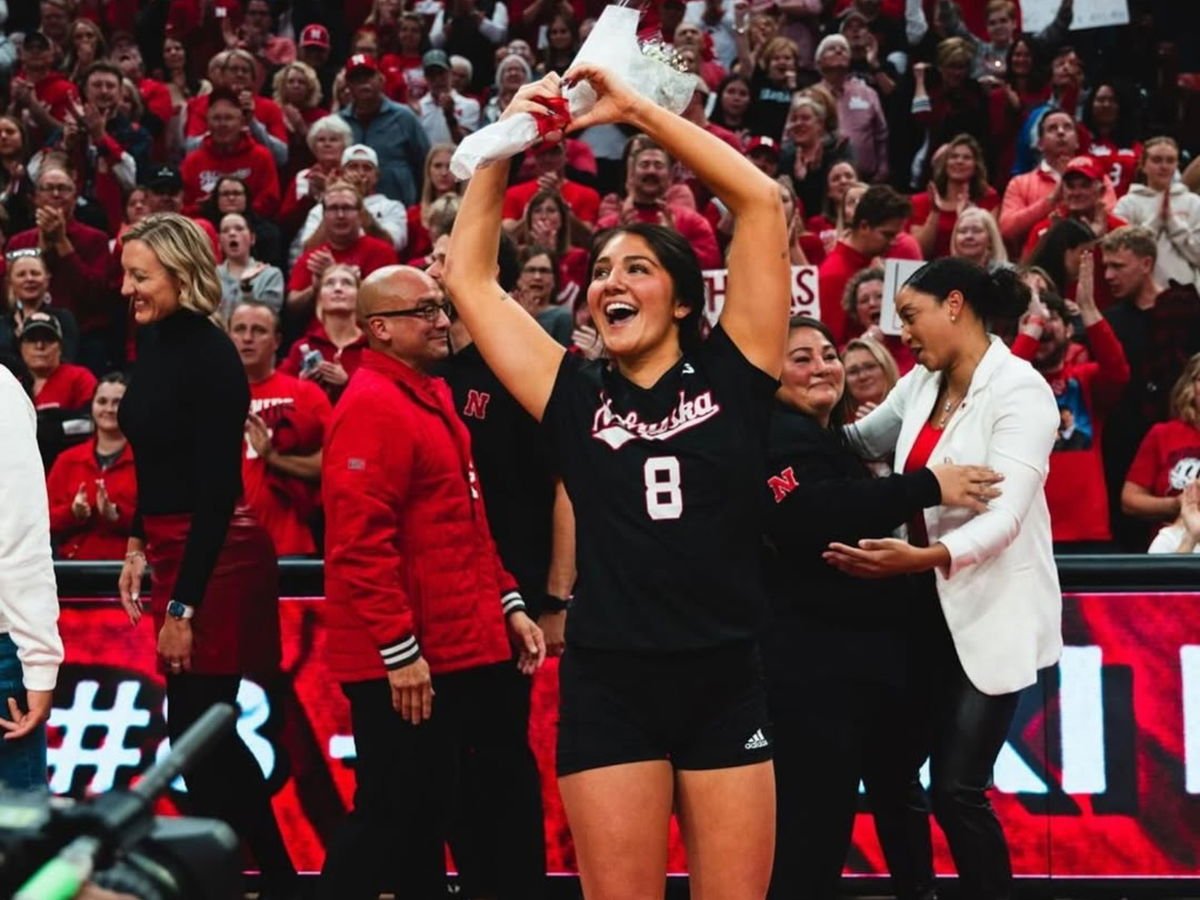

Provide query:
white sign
left=880, top=258, right=925, bottom=336
left=1020, top=0, right=1129, bottom=33
left=702, top=266, right=819, bottom=326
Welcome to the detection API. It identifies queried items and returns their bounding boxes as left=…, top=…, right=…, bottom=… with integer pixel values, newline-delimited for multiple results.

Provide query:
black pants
left=319, top=661, right=545, bottom=900
left=766, top=626, right=934, bottom=900
left=918, top=621, right=1021, bottom=900
left=166, top=674, right=296, bottom=894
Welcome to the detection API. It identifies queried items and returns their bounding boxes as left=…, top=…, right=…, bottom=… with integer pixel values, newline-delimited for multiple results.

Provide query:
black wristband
left=541, top=593, right=570, bottom=613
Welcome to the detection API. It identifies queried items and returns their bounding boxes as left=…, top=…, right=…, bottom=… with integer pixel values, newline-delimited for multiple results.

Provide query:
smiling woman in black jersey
left=445, top=66, right=790, bottom=899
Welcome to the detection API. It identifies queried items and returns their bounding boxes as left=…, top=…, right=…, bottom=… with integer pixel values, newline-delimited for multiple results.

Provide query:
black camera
left=0, top=706, right=242, bottom=900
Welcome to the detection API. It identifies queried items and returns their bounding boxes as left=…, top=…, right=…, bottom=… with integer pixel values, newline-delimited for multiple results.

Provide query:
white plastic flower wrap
left=449, top=4, right=697, bottom=180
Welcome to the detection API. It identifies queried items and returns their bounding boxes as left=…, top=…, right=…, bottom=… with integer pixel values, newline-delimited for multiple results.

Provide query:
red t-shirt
left=33, top=364, right=97, bottom=412
left=288, top=235, right=399, bottom=294
left=245, top=371, right=334, bottom=556
left=1126, top=419, right=1200, bottom=498
left=904, top=420, right=942, bottom=547
left=818, top=241, right=874, bottom=346
left=502, top=178, right=601, bottom=225
left=1088, top=139, right=1142, bottom=198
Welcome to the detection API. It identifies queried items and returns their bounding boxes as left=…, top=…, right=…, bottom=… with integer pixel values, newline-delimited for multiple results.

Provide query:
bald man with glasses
left=320, top=266, right=547, bottom=900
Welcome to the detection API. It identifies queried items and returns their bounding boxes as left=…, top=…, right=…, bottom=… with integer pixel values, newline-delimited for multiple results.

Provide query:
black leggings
left=166, top=673, right=296, bottom=893
left=920, top=625, right=1021, bottom=900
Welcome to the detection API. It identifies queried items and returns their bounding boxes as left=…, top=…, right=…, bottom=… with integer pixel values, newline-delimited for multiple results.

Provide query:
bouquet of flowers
left=449, top=4, right=697, bottom=180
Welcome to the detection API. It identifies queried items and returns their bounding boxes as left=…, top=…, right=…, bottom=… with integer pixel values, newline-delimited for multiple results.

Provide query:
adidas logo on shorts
left=744, top=729, right=768, bottom=750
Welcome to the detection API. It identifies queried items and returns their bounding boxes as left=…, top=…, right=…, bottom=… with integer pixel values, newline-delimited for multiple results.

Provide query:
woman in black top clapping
left=115, top=213, right=297, bottom=898
left=764, top=317, right=1002, bottom=900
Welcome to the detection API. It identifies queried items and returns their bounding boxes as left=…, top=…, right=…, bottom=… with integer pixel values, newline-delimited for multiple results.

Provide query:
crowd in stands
left=2, top=0, right=1199, bottom=561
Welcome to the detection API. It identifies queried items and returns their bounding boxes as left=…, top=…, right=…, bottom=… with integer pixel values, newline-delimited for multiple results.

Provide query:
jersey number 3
left=644, top=456, right=683, bottom=520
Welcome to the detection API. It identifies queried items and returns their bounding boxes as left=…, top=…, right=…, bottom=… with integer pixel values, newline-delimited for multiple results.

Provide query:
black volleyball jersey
left=543, top=325, right=778, bottom=651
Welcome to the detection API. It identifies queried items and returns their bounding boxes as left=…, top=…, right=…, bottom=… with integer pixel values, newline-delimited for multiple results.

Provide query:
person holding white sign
left=444, top=65, right=790, bottom=900
left=828, top=258, right=1062, bottom=900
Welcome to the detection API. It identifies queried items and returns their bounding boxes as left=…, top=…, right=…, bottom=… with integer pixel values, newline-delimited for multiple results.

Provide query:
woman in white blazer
left=826, top=258, right=1062, bottom=900
left=1113, top=136, right=1200, bottom=290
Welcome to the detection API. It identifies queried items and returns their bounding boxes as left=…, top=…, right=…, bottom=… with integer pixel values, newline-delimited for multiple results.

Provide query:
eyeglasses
left=522, top=266, right=554, bottom=275
left=369, top=300, right=455, bottom=323
left=37, top=183, right=74, bottom=195
left=325, top=204, right=360, bottom=215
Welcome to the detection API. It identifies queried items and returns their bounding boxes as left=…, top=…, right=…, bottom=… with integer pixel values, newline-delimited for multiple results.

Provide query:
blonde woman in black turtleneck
left=115, top=213, right=297, bottom=899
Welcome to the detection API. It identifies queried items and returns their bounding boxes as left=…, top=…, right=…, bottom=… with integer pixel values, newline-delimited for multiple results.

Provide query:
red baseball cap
left=1063, top=155, right=1102, bottom=181
left=344, top=53, right=379, bottom=77
left=300, top=24, right=330, bottom=49
left=745, top=136, right=780, bottom=159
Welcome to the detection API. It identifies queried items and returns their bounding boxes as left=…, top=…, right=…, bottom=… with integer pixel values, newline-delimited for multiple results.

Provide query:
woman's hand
left=930, top=464, right=1004, bottom=512
left=854, top=400, right=878, bottom=420
left=823, top=538, right=944, bottom=578
left=158, top=619, right=193, bottom=674
left=1180, top=480, right=1200, bottom=539
left=118, top=551, right=145, bottom=626
left=71, top=481, right=91, bottom=521
left=572, top=324, right=605, bottom=360
left=96, top=479, right=119, bottom=523
left=499, top=73, right=569, bottom=142
left=1076, top=248, right=1100, bottom=322
left=562, top=63, right=646, bottom=132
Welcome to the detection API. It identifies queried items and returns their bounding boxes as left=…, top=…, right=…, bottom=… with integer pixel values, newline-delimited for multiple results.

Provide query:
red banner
left=48, top=593, right=1200, bottom=877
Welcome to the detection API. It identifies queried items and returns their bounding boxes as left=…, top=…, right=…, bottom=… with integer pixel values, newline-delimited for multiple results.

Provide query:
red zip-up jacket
left=45, top=439, right=137, bottom=560
left=180, top=134, right=280, bottom=218
left=1012, top=319, right=1130, bottom=543
left=322, top=349, right=524, bottom=682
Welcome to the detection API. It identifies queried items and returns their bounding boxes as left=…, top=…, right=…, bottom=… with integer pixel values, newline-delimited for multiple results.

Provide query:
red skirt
left=144, top=507, right=282, bottom=677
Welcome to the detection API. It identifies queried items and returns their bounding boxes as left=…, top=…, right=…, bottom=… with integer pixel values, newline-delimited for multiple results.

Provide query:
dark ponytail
left=904, top=257, right=1030, bottom=324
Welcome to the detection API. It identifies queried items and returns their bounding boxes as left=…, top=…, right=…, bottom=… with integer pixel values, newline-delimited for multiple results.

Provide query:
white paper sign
left=1020, top=0, right=1129, bottom=33
left=880, top=258, right=926, bottom=336
left=702, top=266, right=819, bottom=326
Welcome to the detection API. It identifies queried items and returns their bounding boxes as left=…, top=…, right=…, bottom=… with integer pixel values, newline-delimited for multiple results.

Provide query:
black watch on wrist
left=541, top=593, right=570, bottom=613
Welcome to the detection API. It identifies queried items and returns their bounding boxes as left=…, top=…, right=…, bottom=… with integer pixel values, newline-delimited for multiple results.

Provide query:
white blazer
left=845, top=338, right=1063, bottom=696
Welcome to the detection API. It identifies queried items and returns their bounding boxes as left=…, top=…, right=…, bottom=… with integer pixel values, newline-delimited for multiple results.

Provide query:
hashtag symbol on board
left=48, top=680, right=151, bottom=794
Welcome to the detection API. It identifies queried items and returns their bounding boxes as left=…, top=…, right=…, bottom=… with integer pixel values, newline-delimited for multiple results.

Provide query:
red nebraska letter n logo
left=463, top=389, right=491, bottom=420
left=768, top=466, right=799, bottom=503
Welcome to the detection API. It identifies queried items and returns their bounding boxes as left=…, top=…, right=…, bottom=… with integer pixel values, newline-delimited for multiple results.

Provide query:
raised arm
left=442, top=83, right=568, bottom=421
left=567, top=63, right=789, bottom=376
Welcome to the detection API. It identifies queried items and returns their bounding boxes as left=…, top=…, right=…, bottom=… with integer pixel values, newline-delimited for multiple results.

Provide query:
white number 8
left=644, top=456, right=683, bottom=520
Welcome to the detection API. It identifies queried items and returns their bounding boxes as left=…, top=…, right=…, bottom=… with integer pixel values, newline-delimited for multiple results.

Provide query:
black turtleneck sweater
left=118, top=310, right=249, bottom=608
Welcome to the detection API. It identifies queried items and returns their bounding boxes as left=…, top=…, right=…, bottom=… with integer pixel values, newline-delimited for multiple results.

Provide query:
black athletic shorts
left=556, top=639, right=772, bottom=777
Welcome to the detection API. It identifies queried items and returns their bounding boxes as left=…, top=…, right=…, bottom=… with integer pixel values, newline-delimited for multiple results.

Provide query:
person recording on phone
left=279, top=264, right=367, bottom=404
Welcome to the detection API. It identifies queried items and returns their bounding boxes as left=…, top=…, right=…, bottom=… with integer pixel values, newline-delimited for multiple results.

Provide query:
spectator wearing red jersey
left=280, top=264, right=368, bottom=405
left=286, top=181, right=399, bottom=320
left=1021, top=156, right=1125, bottom=260
left=502, top=139, right=600, bottom=231
left=4, top=166, right=118, bottom=373
left=819, top=185, right=911, bottom=345
left=180, top=89, right=280, bottom=219
left=320, top=265, right=544, bottom=898
left=9, top=32, right=78, bottom=144
left=1012, top=260, right=1130, bottom=548
left=18, top=312, right=96, bottom=413
left=45, top=373, right=136, bottom=560
left=231, top=302, right=331, bottom=557
left=909, top=135, right=1000, bottom=260
left=517, top=190, right=589, bottom=309
left=185, top=50, right=288, bottom=169
left=112, top=45, right=173, bottom=143
left=1082, top=80, right=1142, bottom=198
left=594, top=141, right=721, bottom=269
left=1121, top=353, right=1200, bottom=535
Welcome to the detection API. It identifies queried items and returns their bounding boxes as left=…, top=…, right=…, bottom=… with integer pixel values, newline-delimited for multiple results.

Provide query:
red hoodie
left=180, top=134, right=280, bottom=218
